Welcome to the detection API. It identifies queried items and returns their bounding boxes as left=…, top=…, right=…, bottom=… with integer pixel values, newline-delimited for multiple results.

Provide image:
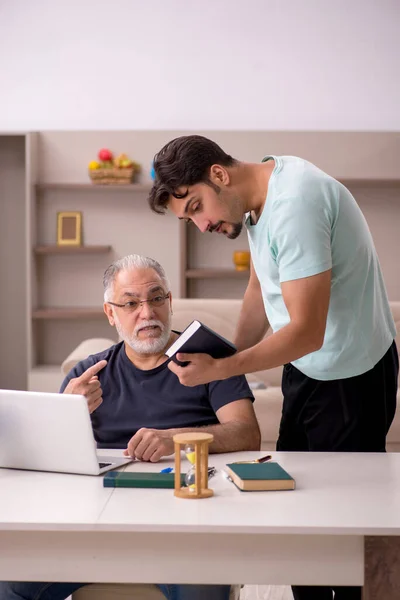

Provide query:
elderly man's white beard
left=114, top=315, right=172, bottom=355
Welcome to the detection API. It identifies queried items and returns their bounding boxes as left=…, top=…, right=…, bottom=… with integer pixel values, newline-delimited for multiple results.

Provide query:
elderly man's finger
left=126, top=428, right=146, bottom=458
left=79, top=360, right=107, bottom=382
left=87, top=378, right=101, bottom=391
left=141, top=439, right=160, bottom=462
left=88, top=397, right=103, bottom=414
left=131, top=434, right=152, bottom=461
left=88, top=387, right=102, bottom=401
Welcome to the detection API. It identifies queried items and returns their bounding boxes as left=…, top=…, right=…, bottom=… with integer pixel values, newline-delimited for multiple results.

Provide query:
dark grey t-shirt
left=60, top=341, right=254, bottom=449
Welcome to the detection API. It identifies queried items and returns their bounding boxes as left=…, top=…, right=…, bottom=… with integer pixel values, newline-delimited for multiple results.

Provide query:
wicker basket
left=89, top=166, right=136, bottom=185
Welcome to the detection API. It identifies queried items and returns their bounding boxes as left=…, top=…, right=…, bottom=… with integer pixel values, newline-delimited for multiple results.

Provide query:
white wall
left=1, top=0, right=399, bottom=131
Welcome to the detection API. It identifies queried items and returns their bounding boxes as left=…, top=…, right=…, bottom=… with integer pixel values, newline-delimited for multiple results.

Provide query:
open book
left=165, top=320, right=237, bottom=366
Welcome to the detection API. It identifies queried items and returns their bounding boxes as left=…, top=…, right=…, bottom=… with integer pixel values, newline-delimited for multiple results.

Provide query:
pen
left=231, top=454, right=272, bottom=465
left=208, top=466, right=216, bottom=479
left=221, top=469, right=233, bottom=483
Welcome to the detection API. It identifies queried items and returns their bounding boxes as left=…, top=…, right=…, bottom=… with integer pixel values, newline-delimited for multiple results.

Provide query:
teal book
left=225, top=462, right=295, bottom=492
left=103, top=471, right=185, bottom=489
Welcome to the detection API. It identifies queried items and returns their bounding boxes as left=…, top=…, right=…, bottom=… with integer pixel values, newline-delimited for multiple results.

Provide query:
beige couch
left=73, top=585, right=239, bottom=600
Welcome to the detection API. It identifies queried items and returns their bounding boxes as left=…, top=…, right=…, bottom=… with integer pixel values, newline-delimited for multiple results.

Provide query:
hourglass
left=173, top=432, right=214, bottom=499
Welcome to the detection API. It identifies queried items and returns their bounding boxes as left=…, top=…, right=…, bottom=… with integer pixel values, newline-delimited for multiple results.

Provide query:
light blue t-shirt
left=246, top=155, right=396, bottom=381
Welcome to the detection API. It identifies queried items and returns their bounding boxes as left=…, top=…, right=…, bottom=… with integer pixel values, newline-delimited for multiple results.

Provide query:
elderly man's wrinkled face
left=104, top=268, right=172, bottom=354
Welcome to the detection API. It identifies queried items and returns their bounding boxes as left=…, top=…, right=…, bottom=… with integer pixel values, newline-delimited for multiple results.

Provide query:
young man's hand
left=123, top=428, right=174, bottom=462
left=63, top=360, right=107, bottom=414
left=167, top=353, right=221, bottom=386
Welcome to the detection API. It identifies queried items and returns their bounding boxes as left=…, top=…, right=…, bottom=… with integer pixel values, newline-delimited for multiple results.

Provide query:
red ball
left=98, top=148, right=113, bottom=161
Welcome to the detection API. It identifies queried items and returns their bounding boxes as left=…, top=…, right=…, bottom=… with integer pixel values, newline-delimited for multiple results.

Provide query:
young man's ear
left=103, top=303, right=115, bottom=326
left=209, top=164, right=230, bottom=186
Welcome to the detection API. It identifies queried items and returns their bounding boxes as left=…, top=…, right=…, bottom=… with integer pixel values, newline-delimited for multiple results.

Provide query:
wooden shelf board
left=0, top=131, right=28, bottom=136
left=32, top=308, right=104, bottom=320
left=34, top=245, right=112, bottom=255
left=36, top=182, right=152, bottom=192
left=339, top=179, right=400, bottom=187
left=185, top=268, right=249, bottom=279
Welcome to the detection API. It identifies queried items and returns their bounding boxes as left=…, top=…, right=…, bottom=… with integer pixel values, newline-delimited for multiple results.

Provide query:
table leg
left=364, top=536, right=400, bottom=600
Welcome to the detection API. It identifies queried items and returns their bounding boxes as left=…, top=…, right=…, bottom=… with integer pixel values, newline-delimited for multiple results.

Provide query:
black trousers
left=276, top=341, right=398, bottom=600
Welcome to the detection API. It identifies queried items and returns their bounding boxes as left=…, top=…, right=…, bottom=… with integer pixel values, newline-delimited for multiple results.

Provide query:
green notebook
left=103, top=471, right=185, bottom=489
left=225, top=462, right=295, bottom=492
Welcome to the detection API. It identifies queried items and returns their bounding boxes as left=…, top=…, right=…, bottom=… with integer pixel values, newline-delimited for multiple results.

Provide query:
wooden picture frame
left=57, top=211, right=82, bottom=246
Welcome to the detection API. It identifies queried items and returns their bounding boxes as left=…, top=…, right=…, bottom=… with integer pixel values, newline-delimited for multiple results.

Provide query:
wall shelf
left=35, top=183, right=152, bottom=192
left=32, top=308, right=104, bottom=320
left=185, top=268, right=249, bottom=279
left=28, top=172, right=156, bottom=389
left=34, top=245, right=112, bottom=255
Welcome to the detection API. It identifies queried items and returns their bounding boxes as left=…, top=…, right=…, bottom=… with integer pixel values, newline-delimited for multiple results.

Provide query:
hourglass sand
left=173, top=432, right=214, bottom=499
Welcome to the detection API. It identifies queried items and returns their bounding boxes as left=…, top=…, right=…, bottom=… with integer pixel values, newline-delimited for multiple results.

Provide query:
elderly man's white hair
left=103, top=254, right=170, bottom=302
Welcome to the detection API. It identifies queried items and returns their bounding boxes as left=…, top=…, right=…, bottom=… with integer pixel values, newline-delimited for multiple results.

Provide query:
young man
left=149, top=135, right=398, bottom=600
left=0, top=254, right=259, bottom=600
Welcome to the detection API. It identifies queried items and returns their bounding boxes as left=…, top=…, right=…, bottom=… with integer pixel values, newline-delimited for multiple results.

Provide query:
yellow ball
left=88, top=160, right=101, bottom=170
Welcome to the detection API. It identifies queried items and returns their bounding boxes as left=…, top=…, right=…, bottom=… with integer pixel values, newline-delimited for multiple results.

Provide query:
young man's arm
left=223, top=268, right=331, bottom=375
left=170, top=269, right=331, bottom=386
left=124, top=398, right=261, bottom=462
left=234, top=259, right=270, bottom=351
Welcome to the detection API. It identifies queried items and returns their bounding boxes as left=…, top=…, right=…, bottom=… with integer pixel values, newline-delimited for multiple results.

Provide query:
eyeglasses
left=107, top=293, right=170, bottom=314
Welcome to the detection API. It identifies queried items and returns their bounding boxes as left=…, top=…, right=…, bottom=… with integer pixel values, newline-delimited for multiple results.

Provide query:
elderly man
left=0, top=254, right=259, bottom=600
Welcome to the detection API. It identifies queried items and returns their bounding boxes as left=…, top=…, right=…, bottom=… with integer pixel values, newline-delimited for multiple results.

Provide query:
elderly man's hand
left=167, top=353, right=219, bottom=386
left=63, top=360, right=107, bottom=414
left=123, top=428, right=174, bottom=462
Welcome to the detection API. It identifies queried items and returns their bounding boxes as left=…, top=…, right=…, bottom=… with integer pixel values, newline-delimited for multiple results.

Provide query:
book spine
left=104, top=480, right=176, bottom=489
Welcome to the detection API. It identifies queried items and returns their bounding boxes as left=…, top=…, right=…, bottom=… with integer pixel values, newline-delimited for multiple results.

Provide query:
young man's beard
left=209, top=219, right=243, bottom=239
left=227, top=221, right=243, bottom=239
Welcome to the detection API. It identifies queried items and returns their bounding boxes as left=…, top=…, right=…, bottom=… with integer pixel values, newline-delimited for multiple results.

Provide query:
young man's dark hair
left=148, top=135, right=237, bottom=214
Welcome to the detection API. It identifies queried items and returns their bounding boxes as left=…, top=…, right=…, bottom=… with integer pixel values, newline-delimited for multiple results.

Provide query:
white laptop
left=0, top=389, right=133, bottom=475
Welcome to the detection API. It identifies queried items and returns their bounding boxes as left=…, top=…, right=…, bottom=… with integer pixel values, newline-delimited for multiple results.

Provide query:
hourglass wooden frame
left=173, top=432, right=214, bottom=499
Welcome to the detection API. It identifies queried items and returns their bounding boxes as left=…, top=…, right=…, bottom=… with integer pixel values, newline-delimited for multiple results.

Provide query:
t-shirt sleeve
left=207, top=375, right=255, bottom=413
left=59, top=356, right=98, bottom=393
left=269, top=195, right=333, bottom=283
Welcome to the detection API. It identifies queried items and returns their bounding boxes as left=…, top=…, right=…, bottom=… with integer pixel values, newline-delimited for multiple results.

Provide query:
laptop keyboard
left=99, top=462, right=113, bottom=468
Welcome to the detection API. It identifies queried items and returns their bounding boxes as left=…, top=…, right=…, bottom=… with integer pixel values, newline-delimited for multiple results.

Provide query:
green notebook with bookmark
left=103, top=471, right=185, bottom=489
left=225, top=462, right=295, bottom=492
